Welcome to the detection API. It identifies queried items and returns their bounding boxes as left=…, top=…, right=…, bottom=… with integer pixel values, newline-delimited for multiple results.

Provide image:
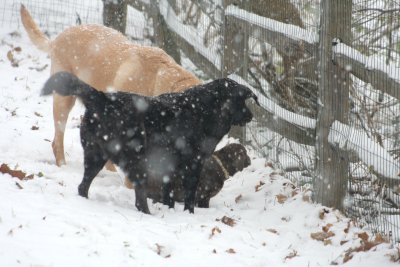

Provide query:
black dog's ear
left=246, top=89, right=260, bottom=106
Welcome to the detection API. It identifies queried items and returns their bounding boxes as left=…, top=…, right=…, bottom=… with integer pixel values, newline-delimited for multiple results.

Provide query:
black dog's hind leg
left=134, top=182, right=150, bottom=214
left=78, top=144, right=107, bottom=198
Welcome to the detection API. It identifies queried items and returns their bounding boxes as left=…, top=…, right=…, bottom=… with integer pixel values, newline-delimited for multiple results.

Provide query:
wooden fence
left=124, top=0, right=400, bottom=240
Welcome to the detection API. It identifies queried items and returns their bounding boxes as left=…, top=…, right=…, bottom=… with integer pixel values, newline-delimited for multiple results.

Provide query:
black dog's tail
left=41, top=72, right=104, bottom=108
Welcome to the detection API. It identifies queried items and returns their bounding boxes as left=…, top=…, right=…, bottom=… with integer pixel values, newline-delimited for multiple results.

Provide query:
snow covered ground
left=0, top=12, right=399, bottom=267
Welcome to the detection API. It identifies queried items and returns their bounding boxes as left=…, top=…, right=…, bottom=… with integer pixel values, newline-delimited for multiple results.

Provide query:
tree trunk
left=102, top=0, right=128, bottom=34
left=314, top=1, right=352, bottom=211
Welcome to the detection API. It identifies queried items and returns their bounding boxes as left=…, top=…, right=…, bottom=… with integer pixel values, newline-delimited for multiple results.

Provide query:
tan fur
left=20, top=5, right=201, bottom=167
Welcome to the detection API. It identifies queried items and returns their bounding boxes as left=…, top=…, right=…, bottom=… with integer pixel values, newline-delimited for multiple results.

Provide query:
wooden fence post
left=314, top=1, right=352, bottom=210
left=223, top=2, right=248, bottom=142
left=102, top=0, right=128, bottom=34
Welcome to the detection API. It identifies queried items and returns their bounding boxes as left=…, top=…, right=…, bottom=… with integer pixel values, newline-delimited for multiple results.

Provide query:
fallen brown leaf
left=220, top=216, right=236, bottom=227
left=319, top=208, right=330, bottom=219
left=284, top=250, right=298, bottom=260
left=226, top=248, right=236, bottom=254
left=266, top=228, right=279, bottom=235
left=255, top=181, right=265, bottom=192
left=344, top=221, right=351, bottom=233
left=322, top=223, right=333, bottom=233
left=357, top=232, right=369, bottom=242
left=6, top=50, right=20, bottom=67
left=0, top=163, right=33, bottom=180
left=265, top=162, right=274, bottom=168
left=235, top=194, right=242, bottom=203
left=310, top=231, right=335, bottom=241
left=209, top=226, right=221, bottom=239
left=374, top=233, right=388, bottom=243
left=276, top=194, right=288, bottom=204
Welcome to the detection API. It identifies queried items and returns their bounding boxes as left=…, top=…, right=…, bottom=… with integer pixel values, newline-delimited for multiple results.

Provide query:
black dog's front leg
left=162, top=179, right=175, bottom=209
left=182, top=162, right=202, bottom=213
left=128, top=167, right=150, bottom=214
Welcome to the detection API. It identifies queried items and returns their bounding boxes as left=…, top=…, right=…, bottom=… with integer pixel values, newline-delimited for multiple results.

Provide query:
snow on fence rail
left=333, top=43, right=400, bottom=101
left=224, top=5, right=318, bottom=56
left=330, top=121, right=400, bottom=183
left=133, top=0, right=400, bottom=185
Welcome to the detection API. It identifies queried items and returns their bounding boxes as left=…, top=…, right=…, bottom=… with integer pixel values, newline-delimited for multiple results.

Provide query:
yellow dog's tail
left=20, top=4, right=50, bottom=52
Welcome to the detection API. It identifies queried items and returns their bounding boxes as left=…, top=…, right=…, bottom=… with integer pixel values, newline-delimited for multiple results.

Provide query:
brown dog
left=145, top=143, right=251, bottom=208
left=20, top=4, right=201, bottom=167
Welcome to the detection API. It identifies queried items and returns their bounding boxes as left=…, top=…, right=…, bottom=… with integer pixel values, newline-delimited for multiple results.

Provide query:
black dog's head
left=216, top=78, right=259, bottom=126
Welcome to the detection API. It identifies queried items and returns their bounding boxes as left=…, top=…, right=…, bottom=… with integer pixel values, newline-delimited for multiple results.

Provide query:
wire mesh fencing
left=1, top=0, right=399, bottom=242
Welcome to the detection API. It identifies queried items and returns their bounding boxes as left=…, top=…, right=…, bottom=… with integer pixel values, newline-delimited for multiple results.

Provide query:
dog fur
left=146, top=143, right=251, bottom=208
left=20, top=4, right=201, bottom=167
left=41, top=72, right=258, bottom=214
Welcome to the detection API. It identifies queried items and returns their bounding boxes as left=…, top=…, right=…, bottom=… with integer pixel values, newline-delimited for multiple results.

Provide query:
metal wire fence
left=1, top=0, right=399, bottom=242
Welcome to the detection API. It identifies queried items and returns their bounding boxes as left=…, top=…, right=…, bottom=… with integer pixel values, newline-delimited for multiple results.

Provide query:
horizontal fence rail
left=2, top=0, right=399, bottom=242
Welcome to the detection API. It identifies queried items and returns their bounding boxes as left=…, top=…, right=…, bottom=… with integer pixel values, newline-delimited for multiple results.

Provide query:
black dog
left=147, top=143, right=251, bottom=208
left=41, top=72, right=258, bottom=214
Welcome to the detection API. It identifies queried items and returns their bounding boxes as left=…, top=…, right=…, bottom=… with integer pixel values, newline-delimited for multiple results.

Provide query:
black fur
left=41, top=72, right=258, bottom=214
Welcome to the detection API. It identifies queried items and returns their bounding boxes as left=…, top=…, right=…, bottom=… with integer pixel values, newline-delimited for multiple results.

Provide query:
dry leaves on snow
left=0, top=163, right=34, bottom=180
left=343, top=232, right=388, bottom=263
left=310, top=223, right=335, bottom=244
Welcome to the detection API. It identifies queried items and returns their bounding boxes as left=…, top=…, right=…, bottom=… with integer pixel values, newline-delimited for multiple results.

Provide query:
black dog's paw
left=78, top=183, right=89, bottom=198
left=135, top=203, right=151, bottom=214
left=184, top=203, right=195, bottom=214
